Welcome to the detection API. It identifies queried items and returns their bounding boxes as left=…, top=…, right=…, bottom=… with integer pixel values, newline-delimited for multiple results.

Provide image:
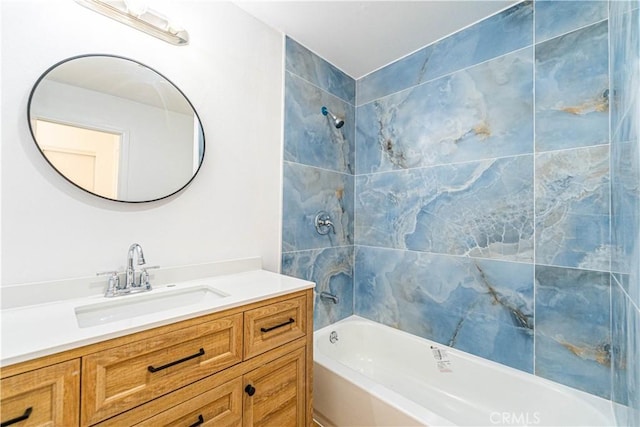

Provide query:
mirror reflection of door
left=34, top=119, right=120, bottom=199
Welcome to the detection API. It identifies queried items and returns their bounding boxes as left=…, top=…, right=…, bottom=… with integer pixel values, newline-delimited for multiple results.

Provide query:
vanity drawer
left=0, top=359, right=80, bottom=427
left=244, top=295, right=306, bottom=359
left=133, top=377, right=242, bottom=427
left=82, top=313, right=243, bottom=425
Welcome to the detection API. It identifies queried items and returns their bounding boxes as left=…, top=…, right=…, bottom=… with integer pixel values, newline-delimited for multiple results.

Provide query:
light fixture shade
left=75, top=0, right=189, bottom=46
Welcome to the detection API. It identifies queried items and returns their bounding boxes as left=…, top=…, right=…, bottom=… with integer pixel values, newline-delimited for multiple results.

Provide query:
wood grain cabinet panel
left=135, top=377, right=243, bottom=427
left=81, top=313, right=243, bottom=425
left=242, top=346, right=305, bottom=427
left=244, top=296, right=306, bottom=359
left=0, top=359, right=80, bottom=427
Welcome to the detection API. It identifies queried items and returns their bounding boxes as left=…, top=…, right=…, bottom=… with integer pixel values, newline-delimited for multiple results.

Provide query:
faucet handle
left=97, top=271, right=121, bottom=297
left=139, top=265, right=160, bottom=290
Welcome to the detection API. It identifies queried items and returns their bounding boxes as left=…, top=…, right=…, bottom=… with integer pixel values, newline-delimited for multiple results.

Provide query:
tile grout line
left=283, top=160, right=352, bottom=178
left=607, top=0, right=614, bottom=406
left=353, top=104, right=358, bottom=317
left=352, top=143, right=612, bottom=180
left=532, top=1, right=537, bottom=377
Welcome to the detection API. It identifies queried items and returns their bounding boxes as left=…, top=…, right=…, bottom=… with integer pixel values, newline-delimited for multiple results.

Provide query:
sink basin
left=75, top=285, right=229, bottom=328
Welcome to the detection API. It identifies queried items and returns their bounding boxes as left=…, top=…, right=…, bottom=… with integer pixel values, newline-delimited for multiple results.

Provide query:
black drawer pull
left=189, top=414, right=204, bottom=427
left=260, top=318, right=295, bottom=333
left=147, top=348, right=205, bottom=373
left=1, top=407, right=33, bottom=427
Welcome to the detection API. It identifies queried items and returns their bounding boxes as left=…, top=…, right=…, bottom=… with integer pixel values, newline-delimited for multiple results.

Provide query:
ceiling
left=234, top=1, right=517, bottom=79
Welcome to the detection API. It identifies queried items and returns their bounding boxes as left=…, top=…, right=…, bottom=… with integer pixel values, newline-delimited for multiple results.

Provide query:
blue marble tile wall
left=355, top=0, right=615, bottom=400
left=281, top=37, right=356, bottom=330
left=280, top=0, right=639, bottom=413
left=610, top=0, right=640, bottom=425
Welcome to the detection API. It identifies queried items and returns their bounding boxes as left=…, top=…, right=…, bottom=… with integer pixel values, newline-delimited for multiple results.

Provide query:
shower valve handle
left=314, top=211, right=336, bottom=235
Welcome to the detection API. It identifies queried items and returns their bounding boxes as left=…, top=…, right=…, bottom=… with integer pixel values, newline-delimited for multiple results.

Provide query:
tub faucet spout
left=320, top=291, right=339, bottom=304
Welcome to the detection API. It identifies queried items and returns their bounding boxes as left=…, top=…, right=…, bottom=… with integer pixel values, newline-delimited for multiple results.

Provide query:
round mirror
left=28, top=54, right=205, bottom=203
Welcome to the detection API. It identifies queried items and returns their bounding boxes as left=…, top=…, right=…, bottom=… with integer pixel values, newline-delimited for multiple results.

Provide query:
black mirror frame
left=27, top=53, right=206, bottom=203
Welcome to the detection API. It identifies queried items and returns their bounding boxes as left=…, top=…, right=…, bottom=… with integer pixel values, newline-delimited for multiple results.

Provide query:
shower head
left=321, top=106, right=345, bottom=129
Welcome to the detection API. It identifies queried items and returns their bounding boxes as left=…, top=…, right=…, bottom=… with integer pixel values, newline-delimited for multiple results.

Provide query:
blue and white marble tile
left=282, top=162, right=354, bottom=252
left=611, top=0, right=640, bottom=13
left=535, top=145, right=610, bottom=271
left=354, top=246, right=534, bottom=372
left=612, top=281, right=630, bottom=406
left=452, top=311, right=533, bottom=373
left=357, top=46, right=434, bottom=106
left=535, top=21, right=609, bottom=152
left=535, top=0, right=608, bottom=44
left=356, top=48, right=533, bottom=174
left=611, top=140, right=640, bottom=277
left=534, top=265, right=611, bottom=399
left=609, top=4, right=640, bottom=422
left=285, top=37, right=355, bottom=104
left=356, top=155, right=534, bottom=262
left=610, top=7, right=639, bottom=144
left=612, top=286, right=640, bottom=427
left=610, top=4, right=640, bottom=424
left=284, top=72, right=355, bottom=174
left=626, top=302, right=640, bottom=424
left=421, top=1, right=533, bottom=84
left=356, top=1, right=532, bottom=106
left=282, top=246, right=354, bottom=330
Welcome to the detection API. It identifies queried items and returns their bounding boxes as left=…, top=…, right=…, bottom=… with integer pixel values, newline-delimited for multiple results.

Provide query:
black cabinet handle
left=260, top=318, right=295, bottom=333
left=245, top=384, right=256, bottom=396
left=1, top=407, right=33, bottom=427
left=188, top=414, right=204, bottom=427
left=147, top=348, right=205, bottom=373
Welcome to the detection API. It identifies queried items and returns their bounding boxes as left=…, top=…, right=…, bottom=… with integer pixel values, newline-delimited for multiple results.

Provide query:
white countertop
left=1, top=269, right=314, bottom=367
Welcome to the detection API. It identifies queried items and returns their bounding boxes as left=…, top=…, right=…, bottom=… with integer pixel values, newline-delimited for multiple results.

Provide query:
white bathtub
left=313, top=316, right=615, bottom=427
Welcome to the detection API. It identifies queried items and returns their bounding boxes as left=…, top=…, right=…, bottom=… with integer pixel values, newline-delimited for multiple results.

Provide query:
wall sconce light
left=75, top=0, right=189, bottom=46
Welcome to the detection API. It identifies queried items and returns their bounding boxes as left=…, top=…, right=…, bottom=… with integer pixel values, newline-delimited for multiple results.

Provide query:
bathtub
left=313, top=316, right=615, bottom=427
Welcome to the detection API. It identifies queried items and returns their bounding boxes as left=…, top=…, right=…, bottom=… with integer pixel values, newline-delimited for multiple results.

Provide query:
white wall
left=1, top=0, right=284, bottom=284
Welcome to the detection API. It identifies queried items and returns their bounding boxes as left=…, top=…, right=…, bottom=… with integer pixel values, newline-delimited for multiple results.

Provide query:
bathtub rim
left=313, top=315, right=615, bottom=426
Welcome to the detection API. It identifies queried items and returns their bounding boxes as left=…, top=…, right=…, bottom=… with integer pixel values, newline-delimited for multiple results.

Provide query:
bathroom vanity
left=0, top=262, right=314, bottom=426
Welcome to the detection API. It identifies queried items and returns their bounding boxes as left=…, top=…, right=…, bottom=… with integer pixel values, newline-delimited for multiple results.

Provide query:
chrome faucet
left=98, top=243, right=158, bottom=297
left=126, top=243, right=146, bottom=289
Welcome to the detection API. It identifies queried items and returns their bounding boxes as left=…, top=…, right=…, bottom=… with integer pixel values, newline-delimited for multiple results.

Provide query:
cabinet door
left=242, top=347, right=305, bottom=427
left=0, top=359, right=80, bottom=427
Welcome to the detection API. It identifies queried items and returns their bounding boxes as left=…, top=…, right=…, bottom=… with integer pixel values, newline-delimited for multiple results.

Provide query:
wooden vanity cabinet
left=0, top=289, right=313, bottom=427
